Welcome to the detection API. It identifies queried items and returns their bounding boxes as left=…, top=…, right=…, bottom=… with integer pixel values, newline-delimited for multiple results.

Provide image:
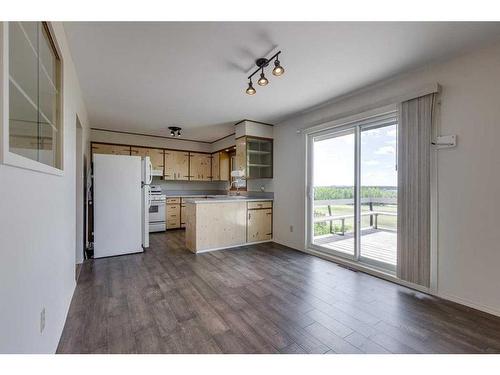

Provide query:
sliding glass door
left=312, top=129, right=356, bottom=258
left=309, top=114, right=398, bottom=273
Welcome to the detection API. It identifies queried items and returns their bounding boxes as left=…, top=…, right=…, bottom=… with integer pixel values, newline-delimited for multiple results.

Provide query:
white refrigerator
left=93, top=154, right=152, bottom=258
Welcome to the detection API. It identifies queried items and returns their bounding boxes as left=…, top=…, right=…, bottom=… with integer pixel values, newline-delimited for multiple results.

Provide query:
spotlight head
left=246, top=80, right=256, bottom=95
left=272, top=58, right=284, bottom=76
left=257, top=70, right=269, bottom=86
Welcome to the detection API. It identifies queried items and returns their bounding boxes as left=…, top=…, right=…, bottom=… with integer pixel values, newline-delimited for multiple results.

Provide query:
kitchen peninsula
left=184, top=196, right=273, bottom=253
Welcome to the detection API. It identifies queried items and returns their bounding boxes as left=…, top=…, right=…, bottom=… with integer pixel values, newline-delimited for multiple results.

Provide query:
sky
left=313, top=125, right=397, bottom=187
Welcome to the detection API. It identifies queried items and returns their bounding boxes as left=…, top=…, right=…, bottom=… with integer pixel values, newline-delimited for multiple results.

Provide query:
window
left=7, top=21, right=61, bottom=169
left=308, top=111, right=398, bottom=273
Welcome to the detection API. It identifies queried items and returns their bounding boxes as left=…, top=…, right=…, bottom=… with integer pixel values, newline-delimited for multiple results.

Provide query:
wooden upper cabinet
left=235, top=137, right=247, bottom=179
left=164, top=150, right=189, bottom=180
left=211, top=153, right=220, bottom=181
left=219, top=151, right=230, bottom=181
left=190, top=153, right=211, bottom=181
left=130, top=147, right=164, bottom=171
left=92, top=143, right=130, bottom=156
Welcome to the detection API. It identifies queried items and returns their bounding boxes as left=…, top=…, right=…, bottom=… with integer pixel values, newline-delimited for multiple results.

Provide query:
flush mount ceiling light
left=245, top=51, right=284, bottom=95
left=168, top=126, right=182, bottom=137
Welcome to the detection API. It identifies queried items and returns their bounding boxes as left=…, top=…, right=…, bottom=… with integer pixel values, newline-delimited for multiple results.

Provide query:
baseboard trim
left=438, top=292, right=500, bottom=318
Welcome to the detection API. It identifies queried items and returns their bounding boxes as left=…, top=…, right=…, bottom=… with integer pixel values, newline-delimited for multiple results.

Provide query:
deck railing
left=314, top=197, right=397, bottom=235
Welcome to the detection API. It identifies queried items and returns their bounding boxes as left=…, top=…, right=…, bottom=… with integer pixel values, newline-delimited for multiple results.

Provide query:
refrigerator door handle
left=148, top=160, right=153, bottom=185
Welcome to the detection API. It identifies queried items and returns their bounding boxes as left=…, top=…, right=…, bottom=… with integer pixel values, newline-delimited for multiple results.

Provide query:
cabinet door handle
left=248, top=213, right=251, bottom=220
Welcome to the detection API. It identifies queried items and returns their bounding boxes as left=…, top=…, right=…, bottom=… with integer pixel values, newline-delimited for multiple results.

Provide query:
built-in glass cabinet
left=246, top=137, right=273, bottom=179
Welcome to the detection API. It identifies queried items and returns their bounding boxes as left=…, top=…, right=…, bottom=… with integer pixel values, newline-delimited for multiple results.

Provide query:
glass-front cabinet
left=246, top=137, right=273, bottom=179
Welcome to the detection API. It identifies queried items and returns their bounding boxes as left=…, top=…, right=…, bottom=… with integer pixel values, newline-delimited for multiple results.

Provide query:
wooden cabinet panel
left=130, top=147, right=164, bottom=171
left=180, top=203, right=186, bottom=228
left=219, top=151, right=230, bottom=181
left=211, top=153, right=220, bottom=181
left=247, top=207, right=272, bottom=243
left=92, top=143, right=130, bottom=155
left=247, top=201, right=273, bottom=209
left=164, top=150, right=189, bottom=180
left=189, top=153, right=211, bottom=181
left=166, top=203, right=181, bottom=229
left=235, top=137, right=247, bottom=179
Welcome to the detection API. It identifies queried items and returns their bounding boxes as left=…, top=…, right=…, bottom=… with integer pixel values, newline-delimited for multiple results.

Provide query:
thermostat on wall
left=432, top=135, right=457, bottom=149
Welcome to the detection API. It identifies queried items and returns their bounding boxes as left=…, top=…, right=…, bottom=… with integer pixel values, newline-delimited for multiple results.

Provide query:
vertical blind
left=397, top=93, right=436, bottom=287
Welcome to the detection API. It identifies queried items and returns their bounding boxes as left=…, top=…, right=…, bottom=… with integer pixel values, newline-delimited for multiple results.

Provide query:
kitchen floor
left=57, top=230, right=500, bottom=354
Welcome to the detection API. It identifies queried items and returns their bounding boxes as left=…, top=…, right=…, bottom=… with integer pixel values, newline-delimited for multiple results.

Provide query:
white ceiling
left=64, top=22, right=500, bottom=142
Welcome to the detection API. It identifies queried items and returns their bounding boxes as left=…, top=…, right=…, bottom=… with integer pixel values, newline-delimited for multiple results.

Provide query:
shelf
left=248, top=163, right=272, bottom=168
left=248, top=150, right=271, bottom=155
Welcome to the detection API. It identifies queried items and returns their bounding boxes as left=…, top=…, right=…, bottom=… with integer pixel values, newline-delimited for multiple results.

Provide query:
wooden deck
left=314, top=228, right=397, bottom=266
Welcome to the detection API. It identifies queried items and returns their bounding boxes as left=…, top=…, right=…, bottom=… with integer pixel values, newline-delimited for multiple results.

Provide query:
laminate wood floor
left=57, top=230, right=500, bottom=354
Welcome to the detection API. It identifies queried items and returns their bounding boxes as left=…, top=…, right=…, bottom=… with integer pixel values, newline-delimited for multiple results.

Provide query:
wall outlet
left=289, top=225, right=294, bottom=233
left=40, top=307, right=46, bottom=334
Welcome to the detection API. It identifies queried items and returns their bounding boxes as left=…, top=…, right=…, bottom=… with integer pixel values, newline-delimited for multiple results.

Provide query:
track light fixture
left=168, top=126, right=182, bottom=137
left=245, top=51, right=284, bottom=95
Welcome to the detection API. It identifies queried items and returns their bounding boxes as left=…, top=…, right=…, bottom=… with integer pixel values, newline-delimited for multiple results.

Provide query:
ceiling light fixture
left=168, top=126, right=182, bottom=137
left=245, top=50, right=284, bottom=95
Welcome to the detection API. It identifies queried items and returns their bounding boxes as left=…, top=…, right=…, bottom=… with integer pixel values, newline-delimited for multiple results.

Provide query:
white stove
left=149, top=185, right=166, bottom=232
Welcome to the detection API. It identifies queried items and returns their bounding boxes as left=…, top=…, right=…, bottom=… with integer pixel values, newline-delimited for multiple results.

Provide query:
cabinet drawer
left=166, top=197, right=180, bottom=204
left=247, top=201, right=273, bottom=210
left=167, top=218, right=180, bottom=229
left=166, top=204, right=180, bottom=216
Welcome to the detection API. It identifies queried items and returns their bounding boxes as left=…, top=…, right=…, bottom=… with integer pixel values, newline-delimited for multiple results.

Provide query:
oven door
left=149, top=201, right=165, bottom=223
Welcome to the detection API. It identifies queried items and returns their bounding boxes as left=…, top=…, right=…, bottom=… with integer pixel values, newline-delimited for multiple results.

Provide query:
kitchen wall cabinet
left=211, top=153, right=220, bottom=181
left=247, top=137, right=273, bottom=179
left=92, top=143, right=131, bottom=155
left=130, top=146, right=164, bottom=171
left=247, top=201, right=273, bottom=243
left=211, top=151, right=230, bottom=181
left=164, top=150, right=189, bottom=180
left=235, top=137, right=247, bottom=180
left=189, top=153, right=211, bottom=181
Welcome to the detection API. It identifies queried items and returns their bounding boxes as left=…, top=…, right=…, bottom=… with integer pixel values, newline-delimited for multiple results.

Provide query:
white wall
left=274, top=41, right=500, bottom=316
left=0, top=22, right=90, bottom=353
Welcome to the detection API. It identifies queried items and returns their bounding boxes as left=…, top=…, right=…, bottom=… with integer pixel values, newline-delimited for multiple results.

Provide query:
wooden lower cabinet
left=247, top=202, right=273, bottom=243
left=180, top=199, right=187, bottom=228
left=166, top=199, right=181, bottom=229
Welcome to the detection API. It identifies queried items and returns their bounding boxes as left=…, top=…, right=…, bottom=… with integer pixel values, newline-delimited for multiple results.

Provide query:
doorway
left=308, top=112, right=398, bottom=273
left=75, top=116, right=85, bottom=279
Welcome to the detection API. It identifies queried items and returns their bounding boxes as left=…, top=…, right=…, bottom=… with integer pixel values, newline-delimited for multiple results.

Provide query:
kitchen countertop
left=183, top=195, right=273, bottom=204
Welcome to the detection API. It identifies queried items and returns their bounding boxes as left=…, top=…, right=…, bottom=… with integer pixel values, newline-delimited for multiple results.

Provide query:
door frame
left=306, top=111, right=398, bottom=273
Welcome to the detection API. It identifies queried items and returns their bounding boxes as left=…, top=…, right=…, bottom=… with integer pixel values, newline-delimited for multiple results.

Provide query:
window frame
left=0, top=21, right=64, bottom=176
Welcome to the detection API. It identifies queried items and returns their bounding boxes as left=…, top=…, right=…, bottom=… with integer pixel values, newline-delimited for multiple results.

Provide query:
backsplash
left=152, top=177, right=274, bottom=197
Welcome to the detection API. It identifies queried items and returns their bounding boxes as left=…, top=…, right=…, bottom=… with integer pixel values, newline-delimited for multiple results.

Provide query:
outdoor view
left=312, top=124, right=398, bottom=270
